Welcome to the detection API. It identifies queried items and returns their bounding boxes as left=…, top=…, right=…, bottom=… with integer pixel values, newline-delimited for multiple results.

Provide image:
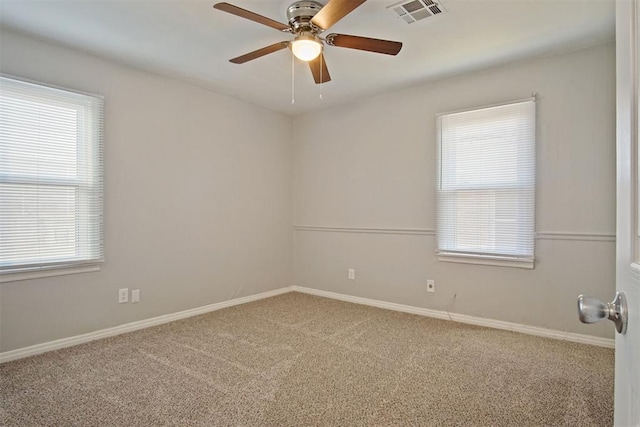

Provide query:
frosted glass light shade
left=291, top=37, right=322, bottom=61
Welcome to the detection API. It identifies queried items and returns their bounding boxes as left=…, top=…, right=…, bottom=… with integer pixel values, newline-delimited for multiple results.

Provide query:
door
left=615, top=0, right=640, bottom=425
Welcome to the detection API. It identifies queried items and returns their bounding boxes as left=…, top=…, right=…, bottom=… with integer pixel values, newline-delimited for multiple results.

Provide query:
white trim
left=1, top=285, right=613, bottom=363
left=294, top=225, right=615, bottom=242
left=292, top=286, right=614, bottom=348
left=437, top=254, right=534, bottom=269
left=293, top=225, right=436, bottom=235
left=0, top=264, right=101, bottom=283
left=436, top=96, right=536, bottom=117
left=535, top=231, right=616, bottom=242
left=0, top=72, right=104, bottom=99
left=0, top=287, right=293, bottom=363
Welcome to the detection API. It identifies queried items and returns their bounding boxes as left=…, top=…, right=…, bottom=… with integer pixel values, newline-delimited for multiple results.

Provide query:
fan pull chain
left=319, top=54, right=323, bottom=101
left=291, top=51, right=295, bottom=105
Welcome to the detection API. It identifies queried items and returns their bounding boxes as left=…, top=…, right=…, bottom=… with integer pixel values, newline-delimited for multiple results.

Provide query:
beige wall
left=0, top=30, right=616, bottom=353
left=0, top=29, right=294, bottom=352
left=293, top=42, right=617, bottom=338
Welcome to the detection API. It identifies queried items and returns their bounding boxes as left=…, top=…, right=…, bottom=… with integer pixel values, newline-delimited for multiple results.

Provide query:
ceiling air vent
left=387, top=0, right=446, bottom=24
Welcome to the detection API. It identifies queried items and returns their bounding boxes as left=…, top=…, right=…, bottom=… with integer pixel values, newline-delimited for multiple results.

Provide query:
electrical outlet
left=427, top=280, right=435, bottom=293
left=118, top=288, right=129, bottom=304
left=131, top=289, right=140, bottom=303
left=348, top=268, right=355, bottom=280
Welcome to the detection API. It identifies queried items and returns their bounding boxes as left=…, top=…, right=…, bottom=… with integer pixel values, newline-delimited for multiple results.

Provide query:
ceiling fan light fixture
left=291, top=35, right=322, bottom=61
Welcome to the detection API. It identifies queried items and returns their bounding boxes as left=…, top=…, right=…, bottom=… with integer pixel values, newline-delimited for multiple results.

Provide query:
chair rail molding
left=294, top=225, right=615, bottom=242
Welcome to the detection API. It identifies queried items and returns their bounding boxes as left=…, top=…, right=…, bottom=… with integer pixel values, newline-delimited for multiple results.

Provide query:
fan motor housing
left=287, top=1, right=324, bottom=32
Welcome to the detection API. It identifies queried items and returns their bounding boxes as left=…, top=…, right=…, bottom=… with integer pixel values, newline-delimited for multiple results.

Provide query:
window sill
left=437, top=253, right=534, bottom=269
left=0, top=264, right=101, bottom=283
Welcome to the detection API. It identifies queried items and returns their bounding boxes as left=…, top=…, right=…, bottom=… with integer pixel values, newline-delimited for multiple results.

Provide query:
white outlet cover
left=427, top=280, right=435, bottom=293
left=132, top=289, right=140, bottom=303
left=118, top=288, right=129, bottom=303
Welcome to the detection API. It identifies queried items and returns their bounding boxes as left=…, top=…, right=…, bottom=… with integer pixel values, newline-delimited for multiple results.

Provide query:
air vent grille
left=387, top=0, right=445, bottom=24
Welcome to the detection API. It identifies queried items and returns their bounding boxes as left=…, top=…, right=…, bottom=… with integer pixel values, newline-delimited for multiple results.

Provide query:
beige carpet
left=1, top=292, right=614, bottom=426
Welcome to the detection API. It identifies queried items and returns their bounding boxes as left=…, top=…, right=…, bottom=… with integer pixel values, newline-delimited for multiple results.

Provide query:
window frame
left=436, top=98, right=536, bottom=269
left=0, top=75, right=104, bottom=282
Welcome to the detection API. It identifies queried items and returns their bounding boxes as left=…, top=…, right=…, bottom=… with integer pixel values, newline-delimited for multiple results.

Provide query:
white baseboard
left=0, top=287, right=294, bottom=363
left=292, top=286, right=615, bottom=349
left=1, top=284, right=613, bottom=364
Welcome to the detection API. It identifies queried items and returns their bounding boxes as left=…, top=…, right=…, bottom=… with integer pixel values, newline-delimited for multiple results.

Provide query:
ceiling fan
left=213, top=0, right=403, bottom=84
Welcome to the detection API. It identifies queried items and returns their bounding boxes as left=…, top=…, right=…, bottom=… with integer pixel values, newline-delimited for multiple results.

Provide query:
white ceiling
left=0, top=0, right=615, bottom=115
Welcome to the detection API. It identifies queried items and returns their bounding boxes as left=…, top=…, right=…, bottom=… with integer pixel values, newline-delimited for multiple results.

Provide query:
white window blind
left=436, top=98, right=535, bottom=267
left=0, top=76, right=104, bottom=275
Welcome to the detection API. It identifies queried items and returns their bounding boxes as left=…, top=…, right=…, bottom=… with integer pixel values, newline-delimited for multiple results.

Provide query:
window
left=0, top=76, right=104, bottom=281
left=436, top=98, right=535, bottom=268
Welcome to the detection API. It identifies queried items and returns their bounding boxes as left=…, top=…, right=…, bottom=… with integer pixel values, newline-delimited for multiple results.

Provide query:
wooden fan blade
left=230, top=42, right=289, bottom=64
left=325, top=33, right=402, bottom=55
left=214, top=2, right=290, bottom=31
left=308, top=53, right=331, bottom=84
left=310, top=0, right=366, bottom=30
